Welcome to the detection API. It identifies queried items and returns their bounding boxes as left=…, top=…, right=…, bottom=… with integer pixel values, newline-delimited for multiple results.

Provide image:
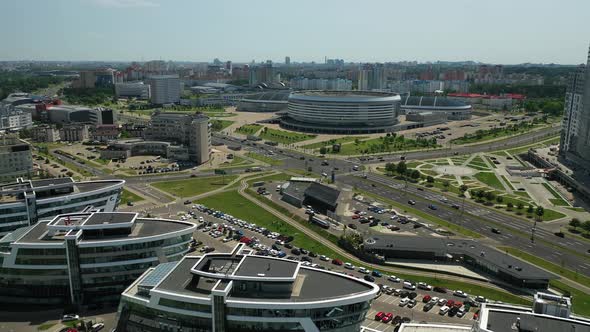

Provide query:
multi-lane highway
left=350, top=125, right=561, bottom=163
left=212, top=133, right=590, bottom=279
left=339, top=173, right=590, bottom=277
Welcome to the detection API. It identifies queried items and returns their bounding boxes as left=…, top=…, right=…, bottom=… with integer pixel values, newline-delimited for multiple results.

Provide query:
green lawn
left=219, top=156, right=253, bottom=168
left=245, top=152, right=283, bottom=166
left=258, top=128, right=316, bottom=144
left=541, top=208, right=567, bottom=221
left=301, top=136, right=368, bottom=150
left=121, top=189, right=144, bottom=204
left=151, top=175, right=238, bottom=198
left=542, top=182, right=569, bottom=206
left=235, top=124, right=262, bottom=135
left=451, top=123, right=544, bottom=145
left=498, top=247, right=590, bottom=317
left=474, top=172, right=505, bottom=190
left=333, top=136, right=439, bottom=155
left=211, top=119, right=234, bottom=131
left=567, top=207, right=587, bottom=212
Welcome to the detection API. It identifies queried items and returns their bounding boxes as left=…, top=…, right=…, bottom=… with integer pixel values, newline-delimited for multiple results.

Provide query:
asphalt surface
left=211, top=133, right=590, bottom=278
left=339, top=173, right=590, bottom=277
left=350, top=125, right=561, bottom=163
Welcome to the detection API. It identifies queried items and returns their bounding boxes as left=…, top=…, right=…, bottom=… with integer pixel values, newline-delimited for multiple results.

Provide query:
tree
left=476, top=190, right=485, bottom=201
left=459, top=185, right=468, bottom=193
left=496, top=196, right=504, bottom=204
left=443, top=181, right=450, bottom=190
left=396, top=161, right=407, bottom=176
left=485, top=191, right=495, bottom=203
left=319, top=146, right=327, bottom=155
left=507, top=202, right=514, bottom=210
left=582, top=220, right=590, bottom=234
left=411, top=170, right=420, bottom=179
left=426, top=176, right=435, bottom=183
left=517, top=202, right=524, bottom=211
left=66, top=171, right=74, bottom=177
left=536, top=206, right=545, bottom=221
left=385, top=162, right=396, bottom=175
left=569, top=218, right=582, bottom=230
left=527, top=205, right=534, bottom=214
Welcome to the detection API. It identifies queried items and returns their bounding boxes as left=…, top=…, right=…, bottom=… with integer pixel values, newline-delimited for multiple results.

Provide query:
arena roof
left=401, top=95, right=470, bottom=108
left=242, top=91, right=290, bottom=102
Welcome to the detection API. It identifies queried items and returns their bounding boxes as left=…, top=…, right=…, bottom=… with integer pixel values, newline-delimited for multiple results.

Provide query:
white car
left=439, top=305, right=450, bottom=315
left=321, top=172, right=328, bottom=177
left=402, top=281, right=416, bottom=290
left=430, top=297, right=440, bottom=304
left=399, top=298, right=410, bottom=307
left=453, top=290, right=468, bottom=298
left=222, top=237, right=232, bottom=243
left=417, top=282, right=433, bottom=290
left=388, top=275, right=401, bottom=283
left=319, top=255, right=330, bottom=261
left=358, top=267, right=370, bottom=274
left=62, top=314, right=79, bottom=322
left=438, top=298, right=447, bottom=306
left=344, top=262, right=355, bottom=270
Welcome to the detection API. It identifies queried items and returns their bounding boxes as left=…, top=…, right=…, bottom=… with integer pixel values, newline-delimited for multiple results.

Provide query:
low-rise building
left=60, top=124, right=89, bottom=142
left=0, top=105, right=33, bottom=132
left=31, top=125, right=61, bottom=142
left=115, top=243, right=378, bottom=331
left=90, top=124, right=120, bottom=142
left=0, top=136, right=33, bottom=183
left=115, top=81, right=150, bottom=99
left=99, top=139, right=189, bottom=161
left=0, top=210, right=195, bottom=306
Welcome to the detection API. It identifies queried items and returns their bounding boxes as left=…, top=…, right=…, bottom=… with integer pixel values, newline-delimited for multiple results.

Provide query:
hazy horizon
left=2, top=0, right=589, bottom=65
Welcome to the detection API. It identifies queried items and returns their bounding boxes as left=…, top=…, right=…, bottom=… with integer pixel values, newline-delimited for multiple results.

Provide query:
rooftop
left=304, top=182, right=340, bottom=207
left=11, top=212, right=194, bottom=245
left=401, top=95, right=471, bottom=109
left=364, top=235, right=556, bottom=281
left=482, top=303, right=590, bottom=332
left=145, top=244, right=377, bottom=303
left=398, top=323, right=471, bottom=332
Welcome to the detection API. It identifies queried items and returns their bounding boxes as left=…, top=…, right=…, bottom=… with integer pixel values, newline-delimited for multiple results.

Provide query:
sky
left=1, top=0, right=589, bottom=64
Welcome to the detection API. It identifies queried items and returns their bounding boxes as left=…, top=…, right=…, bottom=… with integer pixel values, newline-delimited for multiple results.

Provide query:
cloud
left=91, top=0, right=160, bottom=8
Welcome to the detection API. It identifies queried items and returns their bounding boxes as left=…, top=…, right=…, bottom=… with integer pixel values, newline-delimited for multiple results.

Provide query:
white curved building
left=282, top=91, right=401, bottom=134
left=0, top=211, right=195, bottom=306
left=0, top=178, right=124, bottom=235
left=116, top=243, right=379, bottom=332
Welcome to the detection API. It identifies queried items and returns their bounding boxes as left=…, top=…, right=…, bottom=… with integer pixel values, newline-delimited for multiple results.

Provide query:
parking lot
left=184, top=204, right=485, bottom=330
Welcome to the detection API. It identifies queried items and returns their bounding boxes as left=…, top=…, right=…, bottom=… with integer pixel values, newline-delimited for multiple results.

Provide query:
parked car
left=439, top=305, right=450, bottom=315
left=453, top=290, right=468, bottom=298
left=374, top=312, right=385, bottom=321
left=371, top=270, right=382, bottom=278
left=423, top=302, right=435, bottom=312
left=344, top=262, right=355, bottom=270
left=417, top=282, right=432, bottom=290
left=403, top=281, right=416, bottom=290
left=364, top=275, right=375, bottom=282
left=399, top=298, right=410, bottom=307
left=332, top=259, right=343, bottom=266
left=408, top=299, right=417, bottom=308
left=91, top=323, right=105, bottom=331
left=381, top=312, right=394, bottom=323
left=433, top=286, right=448, bottom=293
left=61, top=314, right=79, bottom=322
left=358, top=267, right=370, bottom=274
left=408, top=200, right=416, bottom=205
left=388, top=275, right=401, bottom=283
left=422, top=295, right=432, bottom=303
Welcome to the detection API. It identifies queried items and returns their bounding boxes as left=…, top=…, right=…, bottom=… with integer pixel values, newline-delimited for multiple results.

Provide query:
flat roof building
left=116, top=243, right=378, bottom=331
left=148, top=75, right=180, bottom=105
left=0, top=211, right=195, bottom=307
left=364, top=235, right=556, bottom=289
left=0, top=177, right=124, bottom=235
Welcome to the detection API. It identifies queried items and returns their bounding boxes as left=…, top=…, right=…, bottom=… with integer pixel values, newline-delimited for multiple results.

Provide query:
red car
left=454, top=301, right=463, bottom=308
left=352, top=215, right=360, bottom=219
left=447, top=299, right=455, bottom=307
left=381, top=312, right=394, bottom=323
left=473, top=309, right=480, bottom=320
left=332, top=258, right=343, bottom=266
left=374, top=311, right=385, bottom=321
left=422, top=295, right=432, bottom=303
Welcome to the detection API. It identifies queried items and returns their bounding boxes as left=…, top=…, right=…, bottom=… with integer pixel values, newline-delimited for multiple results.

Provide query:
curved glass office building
left=0, top=211, right=195, bottom=306
left=281, top=91, right=401, bottom=134
left=116, top=243, right=378, bottom=332
left=0, top=177, right=125, bottom=236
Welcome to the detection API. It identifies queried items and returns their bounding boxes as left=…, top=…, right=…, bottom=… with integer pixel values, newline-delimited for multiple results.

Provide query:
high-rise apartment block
left=0, top=136, right=33, bottom=182
left=358, top=64, right=386, bottom=90
left=148, top=75, right=181, bottom=105
left=560, top=46, right=590, bottom=173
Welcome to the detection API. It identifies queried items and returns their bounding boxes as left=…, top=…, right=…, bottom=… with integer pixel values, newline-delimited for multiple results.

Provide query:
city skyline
left=2, top=0, right=590, bottom=64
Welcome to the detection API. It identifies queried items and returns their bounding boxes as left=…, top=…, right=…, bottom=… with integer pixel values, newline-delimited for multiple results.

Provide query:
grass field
left=501, top=176, right=516, bottom=191
left=550, top=280, right=590, bottom=317
left=245, top=152, right=283, bottom=166
left=151, top=175, right=238, bottom=198
left=498, top=247, right=590, bottom=316
left=333, top=136, right=438, bottom=155
left=567, top=207, right=587, bottom=212
left=474, top=172, right=505, bottom=190
left=211, top=119, right=234, bottom=131
left=235, top=124, right=262, bottom=135
left=120, top=189, right=144, bottom=204
left=301, top=136, right=368, bottom=150
left=258, top=128, right=316, bottom=144
left=542, top=182, right=569, bottom=206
